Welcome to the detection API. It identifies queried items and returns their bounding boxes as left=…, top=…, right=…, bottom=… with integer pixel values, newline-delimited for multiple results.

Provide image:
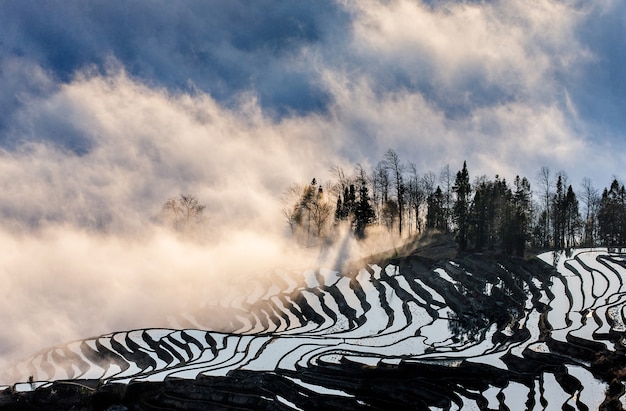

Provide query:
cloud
left=1, top=0, right=626, bottom=374
left=0, top=67, right=348, bottom=232
left=0, top=0, right=345, bottom=120
left=0, top=67, right=354, bottom=371
left=343, top=0, right=590, bottom=109
left=0, top=224, right=324, bottom=372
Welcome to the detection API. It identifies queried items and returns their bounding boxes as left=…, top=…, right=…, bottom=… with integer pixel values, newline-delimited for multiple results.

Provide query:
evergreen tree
left=453, top=161, right=471, bottom=251
left=334, top=195, right=344, bottom=223
left=354, top=167, right=376, bottom=238
left=552, top=175, right=565, bottom=249
left=598, top=179, right=626, bottom=247
left=512, top=176, right=532, bottom=255
left=426, top=186, right=446, bottom=230
left=284, top=178, right=332, bottom=244
left=564, top=185, right=581, bottom=248
left=536, top=167, right=553, bottom=248
left=468, top=182, right=488, bottom=251
left=467, top=176, right=527, bottom=255
left=439, top=165, right=454, bottom=231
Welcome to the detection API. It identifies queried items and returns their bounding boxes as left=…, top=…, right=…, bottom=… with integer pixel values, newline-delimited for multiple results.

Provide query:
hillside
left=2, top=246, right=626, bottom=410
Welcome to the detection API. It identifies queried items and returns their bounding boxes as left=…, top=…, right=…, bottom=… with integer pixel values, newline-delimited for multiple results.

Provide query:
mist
left=2, top=0, right=626, bottom=372
left=0, top=69, right=328, bottom=369
left=0, top=68, right=370, bottom=370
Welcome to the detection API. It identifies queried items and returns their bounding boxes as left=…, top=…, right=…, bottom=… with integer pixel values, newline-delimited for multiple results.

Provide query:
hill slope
left=2, top=248, right=626, bottom=410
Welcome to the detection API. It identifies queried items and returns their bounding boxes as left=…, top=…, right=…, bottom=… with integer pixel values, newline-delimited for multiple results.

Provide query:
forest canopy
left=283, top=149, right=625, bottom=256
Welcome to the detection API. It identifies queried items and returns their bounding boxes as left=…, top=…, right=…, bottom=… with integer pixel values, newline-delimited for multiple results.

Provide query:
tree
left=336, top=184, right=356, bottom=222
left=162, top=194, right=206, bottom=233
left=283, top=178, right=332, bottom=244
left=467, top=176, right=523, bottom=254
left=353, top=165, right=376, bottom=238
left=468, top=177, right=489, bottom=251
left=426, top=186, right=446, bottom=230
left=512, top=176, right=532, bottom=255
left=564, top=185, right=581, bottom=248
left=580, top=177, right=600, bottom=247
left=439, top=164, right=454, bottom=232
left=382, top=200, right=399, bottom=231
left=598, top=179, right=626, bottom=247
left=371, top=161, right=389, bottom=226
left=406, top=163, right=427, bottom=234
left=384, top=149, right=405, bottom=235
left=552, top=175, right=563, bottom=249
left=536, top=167, right=552, bottom=248
left=310, top=185, right=333, bottom=238
left=453, top=161, right=471, bottom=251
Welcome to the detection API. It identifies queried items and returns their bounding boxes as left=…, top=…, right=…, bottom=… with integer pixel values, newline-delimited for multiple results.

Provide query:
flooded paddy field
left=2, top=249, right=626, bottom=410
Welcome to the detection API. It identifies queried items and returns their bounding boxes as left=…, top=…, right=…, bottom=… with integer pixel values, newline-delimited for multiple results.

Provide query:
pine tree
left=426, top=186, right=445, bottom=230
left=334, top=195, right=344, bottom=223
left=564, top=185, right=581, bottom=248
left=453, top=161, right=471, bottom=251
left=512, top=176, right=532, bottom=255
left=552, top=175, right=565, bottom=249
left=598, top=179, right=626, bottom=247
left=354, top=168, right=376, bottom=238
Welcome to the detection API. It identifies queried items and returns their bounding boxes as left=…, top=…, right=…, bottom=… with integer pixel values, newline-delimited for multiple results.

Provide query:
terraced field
left=2, top=249, right=626, bottom=410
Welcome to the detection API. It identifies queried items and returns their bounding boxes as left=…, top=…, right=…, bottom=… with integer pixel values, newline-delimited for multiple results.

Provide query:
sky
left=0, top=0, right=625, bottom=372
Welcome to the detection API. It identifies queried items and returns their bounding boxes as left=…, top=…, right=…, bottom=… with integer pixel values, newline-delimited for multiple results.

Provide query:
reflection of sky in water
left=5, top=250, right=625, bottom=409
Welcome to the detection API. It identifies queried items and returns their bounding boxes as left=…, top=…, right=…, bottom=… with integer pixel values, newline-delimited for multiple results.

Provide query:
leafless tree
left=580, top=177, right=600, bottom=246
left=536, top=166, right=553, bottom=247
left=384, top=149, right=405, bottom=235
left=371, top=161, right=389, bottom=226
left=407, top=163, right=427, bottom=234
left=282, top=183, right=306, bottom=235
left=282, top=180, right=332, bottom=244
left=309, top=185, right=333, bottom=238
left=162, top=194, right=206, bottom=233
left=421, top=171, right=436, bottom=196
left=439, top=164, right=453, bottom=231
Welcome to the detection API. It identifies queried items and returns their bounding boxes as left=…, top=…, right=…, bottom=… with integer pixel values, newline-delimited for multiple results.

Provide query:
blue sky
left=0, top=0, right=625, bottom=229
left=1, top=1, right=625, bottom=227
left=0, top=0, right=625, bottom=370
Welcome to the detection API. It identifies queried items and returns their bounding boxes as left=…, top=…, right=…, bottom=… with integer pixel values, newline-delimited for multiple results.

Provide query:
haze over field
left=1, top=0, right=625, bottom=369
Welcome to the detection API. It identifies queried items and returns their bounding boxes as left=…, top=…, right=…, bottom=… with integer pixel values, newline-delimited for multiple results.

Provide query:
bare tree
left=536, top=166, right=552, bottom=247
left=371, top=161, right=389, bottom=226
left=309, top=185, right=333, bottom=238
left=439, top=164, right=453, bottom=231
left=421, top=171, right=436, bottom=196
left=162, top=194, right=206, bottom=233
left=329, top=165, right=350, bottom=198
left=281, top=183, right=304, bottom=235
left=282, top=180, right=333, bottom=244
left=580, top=177, right=600, bottom=246
left=407, top=163, right=427, bottom=234
left=384, top=149, right=405, bottom=235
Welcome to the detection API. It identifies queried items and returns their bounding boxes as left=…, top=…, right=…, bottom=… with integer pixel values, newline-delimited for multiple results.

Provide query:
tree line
left=283, top=149, right=626, bottom=255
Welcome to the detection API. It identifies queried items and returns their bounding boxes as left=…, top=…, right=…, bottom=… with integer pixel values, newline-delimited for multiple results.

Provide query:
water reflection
left=3, top=249, right=623, bottom=410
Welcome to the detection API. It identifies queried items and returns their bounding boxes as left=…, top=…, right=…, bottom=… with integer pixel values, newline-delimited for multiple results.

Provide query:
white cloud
left=1, top=0, right=625, bottom=375
left=0, top=67, right=348, bottom=233
left=344, top=0, right=591, bottom=100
